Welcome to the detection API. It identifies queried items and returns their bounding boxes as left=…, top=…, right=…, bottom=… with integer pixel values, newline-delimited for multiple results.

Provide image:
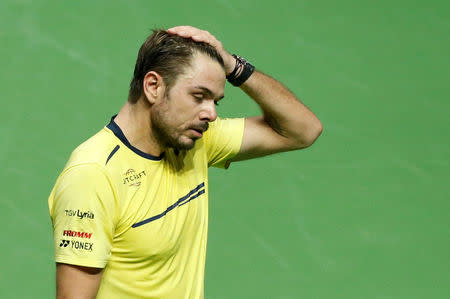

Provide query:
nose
left=199, top=101, right=217, bottom=122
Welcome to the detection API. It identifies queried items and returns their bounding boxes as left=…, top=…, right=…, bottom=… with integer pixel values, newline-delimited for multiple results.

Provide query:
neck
left=114, top=99, right=165, bottom=157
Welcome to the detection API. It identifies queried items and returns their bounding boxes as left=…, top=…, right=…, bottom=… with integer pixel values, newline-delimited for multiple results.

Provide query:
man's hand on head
left=167, top=26, right=236, bottom=75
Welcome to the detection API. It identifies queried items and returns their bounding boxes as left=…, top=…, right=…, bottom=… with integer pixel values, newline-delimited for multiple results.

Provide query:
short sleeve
left=48, top=164, right=117, bottom=268
left=203, top=117, right=245, bottom=169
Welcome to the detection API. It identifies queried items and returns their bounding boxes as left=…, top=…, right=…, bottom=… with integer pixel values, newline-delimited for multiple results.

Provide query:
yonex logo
left=59, top=239, right=93, bottom=251
left=71, top=240, right=93, bottom=251
left=59, top=240, right=70, bottom=247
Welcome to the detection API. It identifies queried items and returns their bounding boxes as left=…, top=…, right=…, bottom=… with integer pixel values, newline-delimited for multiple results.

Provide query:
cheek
left=157, top=108, right=186, bottom=132
left=169, top=105, right=196, bottom=128
left=159, top=92, right=197, bottom=130
left=151, top=104, right=170, bottom=130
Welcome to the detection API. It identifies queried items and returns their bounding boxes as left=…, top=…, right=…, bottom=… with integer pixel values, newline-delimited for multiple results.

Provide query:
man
left=48, top=26, right=322, bottom=298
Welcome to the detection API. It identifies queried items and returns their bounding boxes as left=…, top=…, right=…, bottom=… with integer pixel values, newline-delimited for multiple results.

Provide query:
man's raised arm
left=231, top=69, right=322, bottom=161
left=167, top=26, right=322, bottom=161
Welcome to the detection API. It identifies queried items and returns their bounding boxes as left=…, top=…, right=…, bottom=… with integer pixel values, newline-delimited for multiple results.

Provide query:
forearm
left=240, top=70, right=322, bottom=148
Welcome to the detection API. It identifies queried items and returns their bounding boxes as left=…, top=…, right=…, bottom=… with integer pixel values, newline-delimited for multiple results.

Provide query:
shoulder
left=200, top=117, right=245, bottom=168
left=53, top=127, right=120, bottom=189
left=68, top=128, right=118, bottom=166
left=203, top=117, right=245, bottom=141
left=58, top=127, right=123, bottom=178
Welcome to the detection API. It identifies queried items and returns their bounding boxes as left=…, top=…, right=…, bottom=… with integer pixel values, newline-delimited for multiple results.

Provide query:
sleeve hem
left=55, top=255, right=108, bottom=268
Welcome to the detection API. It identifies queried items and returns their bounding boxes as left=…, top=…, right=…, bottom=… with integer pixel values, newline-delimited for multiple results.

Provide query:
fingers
left=167, top=25, right=197, bottom=35
left=167, top=25, right=197, bottom=38
left=166, top=25, right=235, bottom=73
left=167, top=25, right=217, bottom=46
left=167, top=26, right=190, bottom=37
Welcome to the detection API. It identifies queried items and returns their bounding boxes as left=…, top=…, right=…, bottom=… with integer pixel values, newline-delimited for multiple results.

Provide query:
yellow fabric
left=48, top=116, right=244, bottom=299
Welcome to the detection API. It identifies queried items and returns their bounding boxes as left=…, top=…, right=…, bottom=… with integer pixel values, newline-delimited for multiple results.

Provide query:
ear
left=142, top=71, right=165, bottom=105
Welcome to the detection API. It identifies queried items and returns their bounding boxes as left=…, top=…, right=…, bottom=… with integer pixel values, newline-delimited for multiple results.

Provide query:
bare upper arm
left=230, top=116, right=306, bottom=162
left=56, top=263, right=103, bottom=299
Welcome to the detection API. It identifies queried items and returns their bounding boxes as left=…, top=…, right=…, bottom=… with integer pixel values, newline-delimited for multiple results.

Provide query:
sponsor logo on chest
left=122, top=168, right=146, bottom=187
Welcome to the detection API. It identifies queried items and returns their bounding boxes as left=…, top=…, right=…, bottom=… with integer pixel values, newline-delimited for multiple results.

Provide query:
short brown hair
left=128, top=29, right=225, bottom=103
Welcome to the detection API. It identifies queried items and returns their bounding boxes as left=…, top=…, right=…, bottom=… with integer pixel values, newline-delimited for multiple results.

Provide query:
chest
left=111, top=154, right=209, bottom=261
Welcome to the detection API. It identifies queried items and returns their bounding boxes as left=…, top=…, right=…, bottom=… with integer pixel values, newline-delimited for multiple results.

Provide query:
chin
left=177, top=143, right=195, bottom=151
left=171, top=137, right=196, bottom=151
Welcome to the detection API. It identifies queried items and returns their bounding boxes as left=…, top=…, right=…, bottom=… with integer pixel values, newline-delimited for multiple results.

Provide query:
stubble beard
left=151, top=98, right=197, bottom=151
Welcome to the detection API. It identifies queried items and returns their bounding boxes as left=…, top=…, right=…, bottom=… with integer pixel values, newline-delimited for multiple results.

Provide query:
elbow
left=294, top=119, right=323, bottom=149
left=314, top=119, right=323, bottom=140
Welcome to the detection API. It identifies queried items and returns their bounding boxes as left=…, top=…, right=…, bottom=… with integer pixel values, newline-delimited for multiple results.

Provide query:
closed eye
left=192, top=93, right=220, bottom=106
left=193, top=94, right=203, bottom=102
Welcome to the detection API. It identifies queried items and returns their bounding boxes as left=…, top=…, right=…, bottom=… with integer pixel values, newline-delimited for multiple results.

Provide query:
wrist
left=224, top=55, right=236, bottom=76
left=226, top=54, right=255, bottom=87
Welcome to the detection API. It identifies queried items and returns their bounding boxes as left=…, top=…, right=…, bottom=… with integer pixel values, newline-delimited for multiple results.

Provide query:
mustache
left=190, top=122, right=209, bottom=133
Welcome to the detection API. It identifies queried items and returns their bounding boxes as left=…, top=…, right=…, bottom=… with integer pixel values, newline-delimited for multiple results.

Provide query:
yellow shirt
left=48, top=116, right=244, bottom=299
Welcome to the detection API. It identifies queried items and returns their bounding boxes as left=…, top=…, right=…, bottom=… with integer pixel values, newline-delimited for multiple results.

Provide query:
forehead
left=175, top=52, right=226, bottom=96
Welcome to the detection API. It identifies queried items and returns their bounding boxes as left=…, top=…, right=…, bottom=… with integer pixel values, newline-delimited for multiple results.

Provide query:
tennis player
left=48, top=25, right=322, bottom=298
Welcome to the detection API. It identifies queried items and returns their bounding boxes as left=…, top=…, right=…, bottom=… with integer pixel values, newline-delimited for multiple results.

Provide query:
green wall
left=1, top=0, right=449, bottom=298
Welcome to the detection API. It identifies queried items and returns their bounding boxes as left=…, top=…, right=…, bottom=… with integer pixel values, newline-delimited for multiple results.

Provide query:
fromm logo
left=63, top=230, right=92, bottom=239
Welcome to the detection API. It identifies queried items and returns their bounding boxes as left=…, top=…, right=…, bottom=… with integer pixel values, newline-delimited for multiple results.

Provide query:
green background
left=1, top=0, right=449, bottom=298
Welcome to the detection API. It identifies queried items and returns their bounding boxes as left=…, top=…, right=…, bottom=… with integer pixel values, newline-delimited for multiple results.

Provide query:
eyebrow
left=193, top=86, right=224, bottom=100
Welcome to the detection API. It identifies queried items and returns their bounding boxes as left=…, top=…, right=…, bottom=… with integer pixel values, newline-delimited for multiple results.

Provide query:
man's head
left=129, top=29, right=227, bottom=151
left=128, top=29, right=225, bottom=103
